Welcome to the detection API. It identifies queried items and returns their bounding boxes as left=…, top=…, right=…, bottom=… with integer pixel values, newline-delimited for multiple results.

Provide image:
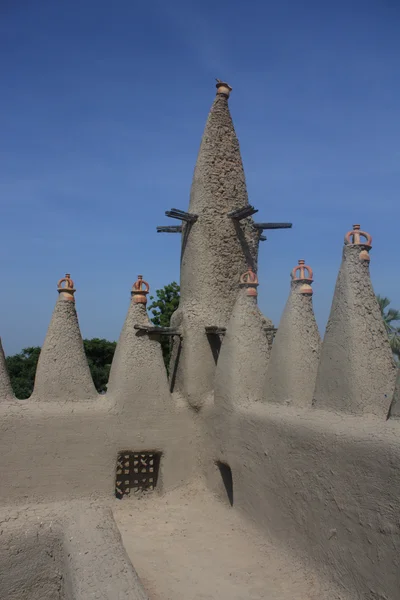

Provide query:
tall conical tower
left=169, top=81, right=261, bottom=409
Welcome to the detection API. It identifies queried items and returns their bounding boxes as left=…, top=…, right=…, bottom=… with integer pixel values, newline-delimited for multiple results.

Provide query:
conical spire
left=264, top=260, right=321, bottom=407
left=31, top=274, right=97, bottom=401
left=313, top=225, right=397, bottom=417
left=107, top=275, right=171, bottom=413
left=0, top=338, right=14, bottom=400
left=170, top=81, right=260, bottom=409
left=214, top=269, right=273, bottom=410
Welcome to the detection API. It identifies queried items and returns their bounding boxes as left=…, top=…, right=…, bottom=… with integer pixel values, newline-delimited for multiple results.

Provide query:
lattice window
left=115, top=451, right=161, bottom=499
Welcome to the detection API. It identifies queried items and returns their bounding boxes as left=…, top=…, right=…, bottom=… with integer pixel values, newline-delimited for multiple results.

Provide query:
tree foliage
left=148, top=281, right=180, bottom=369
left=83, top=338, right=116, bottom=393
left=376, top=295, right=400, bottom=362
left=6, top=346, right=41, bottom=400
left=6, top=338, right=116, bottom=399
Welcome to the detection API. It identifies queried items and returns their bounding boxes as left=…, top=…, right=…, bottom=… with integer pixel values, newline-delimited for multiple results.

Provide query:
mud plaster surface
left=0, top=500, right=147, bottom=600
left=0, top=337, right=14, bottom=400
left=171, top=92, right=260, bottom=408
left=32, top=297, right=97, bottom=401
left=313, top=245, right=396, bottom=416
left=264, top=281, right=320, bottom=407
left=214, top=290, right=272, bottom=411
left=113, top=481, right=343, bottom=600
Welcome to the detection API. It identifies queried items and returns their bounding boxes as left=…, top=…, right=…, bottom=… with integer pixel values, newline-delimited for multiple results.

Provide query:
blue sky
left=1, top=0, right=399, bottom=354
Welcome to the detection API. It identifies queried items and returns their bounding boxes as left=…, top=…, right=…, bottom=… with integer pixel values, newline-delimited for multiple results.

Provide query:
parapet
left=107, top=275, right=172, bottom=415
left=264, top=259, right=320, bottom=407
left=313, top=225, right=397, bottom=417
left=31, top=274, right=97, bottom=401
left=214, top=268, right=273, bottom=410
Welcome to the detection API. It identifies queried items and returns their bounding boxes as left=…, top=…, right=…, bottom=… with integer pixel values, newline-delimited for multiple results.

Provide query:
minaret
left=107, top=275, right=171, bottom=413
left=170, top=81, right=260, bottom=410
left=214, top=268, right=273, bottom=410
left=0, top=338, right=14, bottom=400
left=264, top=260, right=321, bottom=407
left=31, top=274, right=97, bottom=401
left=313, top=225, right=397, bottom=417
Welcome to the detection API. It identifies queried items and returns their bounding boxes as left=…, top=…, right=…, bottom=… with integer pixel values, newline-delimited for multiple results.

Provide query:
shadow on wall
left=216, top=461, right=233, bottom=506
left=207, top=333, right=223, bottom=365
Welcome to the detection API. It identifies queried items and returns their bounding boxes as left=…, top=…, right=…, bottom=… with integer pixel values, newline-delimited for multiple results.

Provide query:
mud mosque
left=0, top=81, right=399, bottom=599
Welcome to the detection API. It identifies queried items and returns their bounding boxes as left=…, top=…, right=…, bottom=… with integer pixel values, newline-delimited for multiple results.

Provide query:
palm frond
left=376, top=295, right=391, bottom=313
left=386, top=309, right=400, bottom=323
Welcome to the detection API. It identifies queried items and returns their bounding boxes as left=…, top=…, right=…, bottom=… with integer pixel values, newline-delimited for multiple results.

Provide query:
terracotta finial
left=57, top=273, right=76, bottom=301
left=344, top=224, right=372, bottom=261
left=215, top=79, right=232, bottom=97
left=291, top=260, right=313, bottom=295
left=239, top=267, right=259, bottom=297
left=131, top=275, right=150, bottom=304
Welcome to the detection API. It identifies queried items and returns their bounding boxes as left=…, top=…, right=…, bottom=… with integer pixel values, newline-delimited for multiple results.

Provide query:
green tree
left=148, top=281, right=180, bottom=369
left=376, top=295, right=400, bottom=362
left=5, top=346, right=41, bottom=399
left=83, top=338, right=116, bottom=393
left=6, top=338, right=117, bottom=399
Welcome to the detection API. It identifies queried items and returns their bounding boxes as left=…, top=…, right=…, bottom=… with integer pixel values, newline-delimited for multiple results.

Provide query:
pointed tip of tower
left=215, top=79, right=232, bottom=98
left=32, top=274, right=97, bottom=401
left=291, top=259, right=314, bottom=295
left=0, top=337, right=14, bottom=400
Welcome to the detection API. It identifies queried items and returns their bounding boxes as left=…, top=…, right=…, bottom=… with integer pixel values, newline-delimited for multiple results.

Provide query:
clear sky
left=1, top=0, right=399, bottom=355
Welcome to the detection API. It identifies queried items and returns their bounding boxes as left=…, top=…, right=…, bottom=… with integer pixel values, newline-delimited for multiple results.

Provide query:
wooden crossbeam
left=157, top=225, right=182, bottom=233
left=264, top=327, right=278, bottom=336
left=259, top=234, right=267, bottom=242
left=227, top=205, right=258, bottom=220
left=134, top=325, right=180, bottom=336
left=254, top=222, right=292, bottom=230
left=165, top=208, right=198, bottom=223
left=205, top=326, right=226, bottom=335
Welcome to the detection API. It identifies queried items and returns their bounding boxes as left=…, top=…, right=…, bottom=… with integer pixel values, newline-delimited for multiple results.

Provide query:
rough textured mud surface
left=0, top=500, right=148, bottom=600
left=107, top=300, right=171, bottom=408
left=0, top=337, right=14, bottom=400
left=313, top=244, right=397, bottom=416
left=265, top=280, right=320, bottom=407
left=113, top=481, right=342, bottom=600
left=205, top=401, right=400, bottom=600
left=170, top=90, right=260, bottom=409
left=214, top=289, right=272, bottom=411
left=31, top=297, right=97, bottom=401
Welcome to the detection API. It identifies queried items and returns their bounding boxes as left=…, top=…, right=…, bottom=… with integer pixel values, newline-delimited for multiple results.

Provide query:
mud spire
left=107, top=276, right=171, bottom=414
left=31, top=274, right=97, bottom=401
left=0, top=338, right=14, bottom=400
left=264, top=260, right=320, bottom=407
left=169, top=80, right=260, bottom=409
left=313, top=225, right=397, bottom=417
left=214, top=269, right=273, bottom=410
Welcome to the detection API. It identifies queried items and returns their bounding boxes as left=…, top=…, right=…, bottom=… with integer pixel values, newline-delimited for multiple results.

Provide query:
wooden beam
left=157, top=225, right=182, bottom=233
left=165, top=208, right=198, bottom=223
left=205, top=326, right=226, bottom=336
left=254, top=222, right=292, bottom=230
left=227, top=205, right=258, bottom=220
left=134, top=325, right=180, bottom=336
